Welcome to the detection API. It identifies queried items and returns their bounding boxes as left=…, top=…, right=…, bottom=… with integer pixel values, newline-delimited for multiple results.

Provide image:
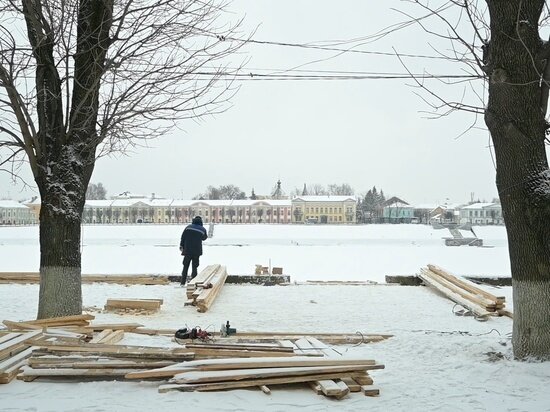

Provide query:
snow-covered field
left=0, top=224, right=511, bottom=281
left=3, top=224, right=548, bottom=412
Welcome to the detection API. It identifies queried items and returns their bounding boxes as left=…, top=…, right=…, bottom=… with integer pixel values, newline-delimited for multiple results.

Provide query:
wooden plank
left=418, top=270, right=493, bottom=317
left=18, top=366, right=140, bottom=380
left=125, top=357, right=377, bottom=379
left=308, top=381, right=322, bottom=394
left=294, top=338, right=323, bottom=357
left=96, top=330, right=125, bottom=345
left=90, top=329, right=113, bottom=343
left=340, top=377, right=361, bottom=392
left=0, top=330, right=42, bottom=359
left=0, top=347, right=35, bottom=384
left=190, top=348, right=298, bottom=359
left=353, top=374, right=373, bottom=386
left=28, top=359, right=176, bottom=369
left=187, top=265, right=221, bottom=299
left=88, top=323, right=143, bottom=331
left=305, top=337, right=340, bottom=358
left=185, top=343, right=293, bottom=353
left=498, top=309, right=514, bottom=319
left=105, top=299, right=163, bottom=311
left=427, top=264, right=505, bottom=303
left=190, top=265, right=221, bottom=286
left=0, top=347, right=34, bottom=372
left=195, top=266, right=228, bottom=313
left=22, top=314, right=95, bottom=326
left=316, top=379, right=342, bottom=396
left=0, top=333, right=23, bottom=345
left=332, top=380, right=350, bottom=399
left=421, top=269, right=497, bottom=310
left=3, top=320, right=43, bottom=331
left=171, top=364, right=384, bottom=384
left=29, top=341, right=194, bottom=360
left=0, top=272, right=170, bottom=285
left=159, top=371, right=375, bottom=393
left=361, top=386, right=380, bottom=396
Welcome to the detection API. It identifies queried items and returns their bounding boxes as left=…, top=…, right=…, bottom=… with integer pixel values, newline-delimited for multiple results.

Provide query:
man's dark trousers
left=182, top=255, right=200, bottom=284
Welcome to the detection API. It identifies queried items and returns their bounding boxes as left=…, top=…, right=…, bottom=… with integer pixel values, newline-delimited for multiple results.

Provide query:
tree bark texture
left=484, top=0, right=550, bottom=359
left=36, top=146, right=91, bottom=319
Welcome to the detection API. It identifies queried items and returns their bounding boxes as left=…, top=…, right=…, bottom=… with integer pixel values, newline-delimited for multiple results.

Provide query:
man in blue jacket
left=180, top=216, right=208, bottom=285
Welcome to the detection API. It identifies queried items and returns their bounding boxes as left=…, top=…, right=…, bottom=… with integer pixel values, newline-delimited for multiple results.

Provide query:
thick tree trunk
left=37, top=208, right=83, bottom=318
left=37, top=198, right=84, bottom=318
left=485, top=0, right=550, bottom=359
left=35, top=146, right=93, bottom=319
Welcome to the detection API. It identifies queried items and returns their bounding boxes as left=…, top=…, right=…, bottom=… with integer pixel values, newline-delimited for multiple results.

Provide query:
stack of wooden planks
left=185, top=265, right=228, bottom=312
left=18, top=337, right=193, bottom=381
left=121, top=335, right=384, bottom=398
left=419, top=264, right=509, bottom=318
left=3, top=314, right=95, bottom=329
left=104, top=298, right=163, bottom=313
left=0, top=330, right=42, bottom=383
left=0, top=272, right=169, bottom=285
left=1, top=313, right=389, bottom=399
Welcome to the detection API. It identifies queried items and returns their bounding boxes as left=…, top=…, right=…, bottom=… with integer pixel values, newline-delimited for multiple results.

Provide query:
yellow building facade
left=291, top=196, right=356, bottom=224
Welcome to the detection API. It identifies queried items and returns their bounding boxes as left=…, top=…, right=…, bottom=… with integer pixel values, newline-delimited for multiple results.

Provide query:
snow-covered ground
left=3, top=224, right=547, bottom=412
left=0, top=224, right=511, bottom=281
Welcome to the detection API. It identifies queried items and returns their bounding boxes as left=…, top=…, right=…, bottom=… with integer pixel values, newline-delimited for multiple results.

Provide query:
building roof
left=461, top=202, right=498, bottom=210
left=384, top=201, right=412, bottom=209
left=384, top=196, right=410, bottom=207
left=292, top=195, right=356, bottom=203
left=0, top=200, right=30, bottom=209
left=85, top=200, right=114, bottom=207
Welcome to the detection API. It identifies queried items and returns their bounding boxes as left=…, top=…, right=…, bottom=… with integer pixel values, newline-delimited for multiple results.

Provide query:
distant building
left=382, top=197, right=414, bottom=223
left=82, top=196, right=292, bottom=224
left=291, top=195, right=357, bottom=224
left=0, top=200, right=36, bottom=225
left=23, top=197, right=41, bottom=221
left=459, top=202, right=503, bottom=225
left=413, top=203, right=462, bottom=224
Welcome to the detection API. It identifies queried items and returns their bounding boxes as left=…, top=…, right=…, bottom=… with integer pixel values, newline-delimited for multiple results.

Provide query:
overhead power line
left=209, top=34, right=449, bottom=61
left=192, top=71, right=482, bottom=81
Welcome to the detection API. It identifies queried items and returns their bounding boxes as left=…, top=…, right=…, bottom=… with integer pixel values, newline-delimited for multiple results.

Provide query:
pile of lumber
left=104, top=298, right=163, bottom=313
left=0, top=272, right=169, bottom=285
left=1, top=313, right=389, bottom=399
left=419, top=264, right=510, bottom=318
left=18, top=335, right=194, bottom=382
left=126, top=335, right=383, bottom=398
left=0, top=330, right=41, bottom=383
left=185, top=265, right=228, bottom=312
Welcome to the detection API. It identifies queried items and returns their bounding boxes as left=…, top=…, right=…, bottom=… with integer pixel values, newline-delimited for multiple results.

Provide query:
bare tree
left=399, top=0, right=550, bottom=359
left=327, top=183, right=354, bottom=196
left=309, top=183, right=328, bottom=196
left=0, top=0, right=243, bottom=318
left=86, top=182, right=107, bottom=200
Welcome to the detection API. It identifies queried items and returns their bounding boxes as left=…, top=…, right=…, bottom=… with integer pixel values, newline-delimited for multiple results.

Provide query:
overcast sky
left=3, top=0, right=547, bottom=205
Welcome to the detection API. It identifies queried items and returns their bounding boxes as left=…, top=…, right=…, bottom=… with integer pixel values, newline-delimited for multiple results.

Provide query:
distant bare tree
left=86, top=183, right=107, bottom=200
left=327, top=183, right=354, bottom=196
left=309, top=184, right=328, bottom=196
left=194, top=184, right=246, bottom=200
left=0, top=0, right=244, bottom=318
